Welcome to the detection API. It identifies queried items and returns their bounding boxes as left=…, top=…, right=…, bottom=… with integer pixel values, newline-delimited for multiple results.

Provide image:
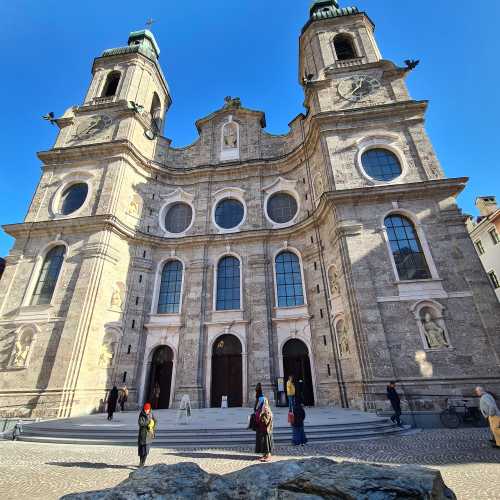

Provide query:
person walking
left=119, top=385, right=129, bottom=412
left=475, top=386, right=500, bottom=448
left=387, top=381, right=403, bottom=427
left=255, top=397, right=273, bottom=462
left=286, top=375, right=296, bottom=411
left=292, top=400, right=307, bottom=446
left=107, top=386, right=119, bottom=421
left=138, top=402, right=157, bottom=467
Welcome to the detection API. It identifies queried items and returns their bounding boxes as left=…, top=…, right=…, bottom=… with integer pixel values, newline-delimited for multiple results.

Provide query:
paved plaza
left=0, top=428, right=498, bottom=499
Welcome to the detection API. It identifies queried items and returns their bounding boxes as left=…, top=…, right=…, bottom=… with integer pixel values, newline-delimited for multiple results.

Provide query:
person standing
left=138, top=402, right=157, bottom=467
left=254, top=383, right=263, bottom=411
left=153, top=382, right=161, bottom=410
left=292, top=400, right=307, bottom=446
left=107, top=386, right=119, bottom=421
left=119, top=385, right=129, bottom=412
left=286, top=375, right=296, bottom=411
left=387, top=381, right=403, bottom=427
left=256, top=397, right=273, bottom=462
left=475, top=386, right=500, bottom=448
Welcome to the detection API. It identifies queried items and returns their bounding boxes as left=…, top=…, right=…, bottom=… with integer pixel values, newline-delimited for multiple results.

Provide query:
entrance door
left=210, top=334, right=243, bottom=407
left=283, top=339, right=315, bottom=406
left=147, top=346, right=174, bottom=409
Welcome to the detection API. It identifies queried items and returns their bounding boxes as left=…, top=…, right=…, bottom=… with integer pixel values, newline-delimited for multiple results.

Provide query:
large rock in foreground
left=63, top=457, right=456, bottom=499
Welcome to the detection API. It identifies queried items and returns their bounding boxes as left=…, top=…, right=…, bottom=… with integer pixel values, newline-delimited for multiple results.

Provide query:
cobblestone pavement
left=0, top=428, right=498, bottom=499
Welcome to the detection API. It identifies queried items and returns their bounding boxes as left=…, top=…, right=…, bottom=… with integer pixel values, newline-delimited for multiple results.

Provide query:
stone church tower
left=1, top=2, right=499, bottom=419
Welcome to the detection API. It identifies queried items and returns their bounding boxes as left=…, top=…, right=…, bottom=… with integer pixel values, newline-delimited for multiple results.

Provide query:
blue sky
left=0, top=0, right=498, bottom=257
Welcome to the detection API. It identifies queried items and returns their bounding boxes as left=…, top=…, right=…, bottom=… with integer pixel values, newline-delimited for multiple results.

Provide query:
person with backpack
left=255, top=397, right=273, bottom=462
left=292, top=400, right=307, bottom=446
left=138, top=402, right=157, bottom=467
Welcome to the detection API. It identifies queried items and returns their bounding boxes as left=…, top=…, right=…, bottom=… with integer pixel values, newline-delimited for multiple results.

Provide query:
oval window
left=214, top=198, right=244, bottom=229
left=60, top=183, right=88, bottom=215
left=164, top=202, right=193, bottom=234
left=267, top=192, right=298, bottom=224
left=361, top=149, right=402, bottom=182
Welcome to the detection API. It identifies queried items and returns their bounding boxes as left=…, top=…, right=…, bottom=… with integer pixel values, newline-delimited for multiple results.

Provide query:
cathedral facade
left=1, top=1, right=499, bottom=419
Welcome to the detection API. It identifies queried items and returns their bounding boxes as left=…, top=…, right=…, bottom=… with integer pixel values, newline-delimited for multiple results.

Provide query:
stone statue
left=223, top=96, right=241, bottom=109
left=128, top=195, right=141, bottom=216
left=223, top=123, right=238, bottom=149
left=314, top=175, right=324, bottom=200
left=422, top=312, right=448, bottom=349
left=339, top=323, right=350, bottom=357
left=12, top=335, right=31, bottom=367
left=329, top=266, right=340, bottom=295
left=110, top=283, right=124, bottom=309
left=99, top=343, right=114, bottom=368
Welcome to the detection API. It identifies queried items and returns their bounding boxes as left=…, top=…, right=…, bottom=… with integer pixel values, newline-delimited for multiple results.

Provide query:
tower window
left=31, top=245, right=66, bottom=305
left=361, top=149, right=402, bottom=182
left=150, top=92, right=163, bottom=133
left=102, top=71, right=121, bottom=98
left=60, top=183, right=88, bottom=215
left=334, top=34, right=357, bottom=61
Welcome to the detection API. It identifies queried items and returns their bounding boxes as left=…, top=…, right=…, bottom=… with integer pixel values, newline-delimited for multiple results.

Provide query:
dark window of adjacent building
left=127, top=345, right=131, bottom=354
left=385, top=215, right=431, bottom=280
left=165, top=202, right=193, bottom=234
left=31, top=245, right=66, bottom=305
left=215, top=198, right=244, bottom=229
left=489, top=229, right=499, bottom=245
left=157, top=260, right=183, bottom=314
left=216, top=256, right=241, bottom=310
left=60, top=183, right=88, bottom=215
left=102, top=71, right=121, bottom=97
left=333, top=34, right=357, bottom=60
left=0, top=257, right=6, bottom=280
left=361, top=149, right=402, bottom=182
left=488, top=270, right=500, bottom=289
left=267, top=192, right=298, bottom=224
left=475, top=240, right=485, bottom=255
left=275, top=251, right=305, bottom=307
left=122, top=371, right=127, bottom=383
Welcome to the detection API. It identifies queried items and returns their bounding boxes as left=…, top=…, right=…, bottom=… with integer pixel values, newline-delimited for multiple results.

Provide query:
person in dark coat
left=387, top=381, right=403, bottom=426
left=292, top=400, right=307, bottom=446
left=254, top=383, right=263, bottom=411
left=107, top=386, right=119, bottom=421
left=138, top=402, right=157, bottom=467
left=255, top=397, right=273, bottom=462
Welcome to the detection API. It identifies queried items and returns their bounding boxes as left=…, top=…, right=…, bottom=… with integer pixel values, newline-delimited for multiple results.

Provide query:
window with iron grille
left=267, top=192, right=298, bottom=224
left=216, top=256, right=241, bottom=310
left=165, top=202, right=192, bottom=234
left=31, top=246, right=66, bottom=305
left=157, top=260, right=183, bottom=313
left=385, top=215, right=431, bottom=280
left=275, top=251, right=305, bottom=307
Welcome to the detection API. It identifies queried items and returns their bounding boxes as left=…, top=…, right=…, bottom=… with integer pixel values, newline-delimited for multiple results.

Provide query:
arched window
left=334, top=34, right=357, bottom=60
left=216, top=256, right=241, bottom=310
left=361, top=149, right=402, bottom=182
left=385, top=215, right=431, bottom=280
left=275, top=251, right=305, bottom=307
left=150, top=92, right=162, bottom=133
left=102, top=71, right=121, bottom=98
left=31, top=245, right=66, bottom=305
left=157, top=260, right=183, bottom=314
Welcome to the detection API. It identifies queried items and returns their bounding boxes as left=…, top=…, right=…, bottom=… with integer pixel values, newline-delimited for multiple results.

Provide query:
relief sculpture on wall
left=10, top=329, right=34, bottom=368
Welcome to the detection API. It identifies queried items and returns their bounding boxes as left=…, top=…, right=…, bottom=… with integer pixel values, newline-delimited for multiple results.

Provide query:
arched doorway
left=210, top=334, right=242, bottom=407
left=147, top=346, right=174, bottom=409
left=283, top=339, right=315, bottom=406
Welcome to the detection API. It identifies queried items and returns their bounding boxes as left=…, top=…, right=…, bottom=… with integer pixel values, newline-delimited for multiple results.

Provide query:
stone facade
left=1, top=2, right=499, bottom=418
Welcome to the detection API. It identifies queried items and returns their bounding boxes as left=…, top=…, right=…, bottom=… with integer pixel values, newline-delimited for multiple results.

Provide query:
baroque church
left=1, top=0, right=499, bottom=418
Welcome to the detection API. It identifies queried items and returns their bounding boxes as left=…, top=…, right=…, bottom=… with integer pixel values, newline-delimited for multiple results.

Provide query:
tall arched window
left=275, top=251, right=305, bottom=307
left=31, top=246, right=66, bottom=305
left=150, top=92, right=162, bottom=133
left=157, top=260, right=183, bottom=314
left=216, top=256, right=241, bottom=310
left=334, top=34, right=357, bottom=60
left=102, top=71, right=121, bottom=98
left=385, top=214, right=431, bottom=280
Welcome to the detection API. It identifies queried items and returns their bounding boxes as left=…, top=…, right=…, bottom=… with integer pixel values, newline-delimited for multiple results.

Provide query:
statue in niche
left=329, top=266, right=340, bottom=295
left=223, top=96, right=241, bottom=109
left=421, top=311, right=448, bottom=349
left=99, top=343, right=115, bottom=368
left=110, top=283, right=124, bottom=310
left=128, top=194, right=141, bottom=217
left=338, top=322, right=350, bottom=357
left=11, top=331, right=33, bottom=367
left=314, top=174, right=324, bottom=200
left=223, top=122, right=238, bottom=149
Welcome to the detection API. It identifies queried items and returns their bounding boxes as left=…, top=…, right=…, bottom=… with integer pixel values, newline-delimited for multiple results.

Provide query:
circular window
left=60, top=183, right=88, bottom=215
left=267, top=192, right=298, bottom=224
left=361, top=149, right=402, bottom=182
left=164, top=202, right=193, bottom=234
left=214, top=198, right=244, bottom=229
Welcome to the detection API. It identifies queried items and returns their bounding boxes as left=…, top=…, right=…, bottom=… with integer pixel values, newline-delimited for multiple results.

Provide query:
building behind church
left=1, top=1, right=499, bottom=419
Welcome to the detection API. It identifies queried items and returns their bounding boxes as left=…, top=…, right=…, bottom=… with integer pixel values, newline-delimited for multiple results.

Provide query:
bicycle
left=440, top=398, right=482, bottom=429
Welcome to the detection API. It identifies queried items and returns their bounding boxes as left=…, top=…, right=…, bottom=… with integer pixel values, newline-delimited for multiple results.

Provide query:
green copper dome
left=101, top=29, right=160, bottom=62
left=309, top=0, right=358, bottom=21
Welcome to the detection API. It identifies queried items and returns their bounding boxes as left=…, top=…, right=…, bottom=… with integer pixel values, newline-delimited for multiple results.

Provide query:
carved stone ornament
left=110, top=282, right=125, bottom=310
left=223, top=96, right=241, bottom=109
left=73, top=114, right=112, bottom=140
left=328, top=265, right=340, bottom=295
left=128, top=194, right=142, bottom=217
left=98, top=343, right=115, bottom=368
left=10, top=329, right=34, bottom=368
left=337, top=320, right=350, bottom=357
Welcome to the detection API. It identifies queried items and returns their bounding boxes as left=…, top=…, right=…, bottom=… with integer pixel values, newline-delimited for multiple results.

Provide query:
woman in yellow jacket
left=286, top=375, right=296, bottom=411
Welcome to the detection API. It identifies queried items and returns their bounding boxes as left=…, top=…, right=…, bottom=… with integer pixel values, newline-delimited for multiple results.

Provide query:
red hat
left=143, top=402, right=151, bottom=412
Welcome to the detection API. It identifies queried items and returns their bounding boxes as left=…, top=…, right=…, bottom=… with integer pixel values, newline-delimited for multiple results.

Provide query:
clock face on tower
left=338, top=76, right=381, bottom=102
left=73, top=114, right=113, bottom=140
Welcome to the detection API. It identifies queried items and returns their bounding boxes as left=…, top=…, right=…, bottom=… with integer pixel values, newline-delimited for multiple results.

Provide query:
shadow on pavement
left=167, top=451, right=258, bottom=462
left=46, top=461, right=135, bottom=470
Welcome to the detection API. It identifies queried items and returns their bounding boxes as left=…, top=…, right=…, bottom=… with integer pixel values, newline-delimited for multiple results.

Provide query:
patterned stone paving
left=0, top=428, right=498, bottom=499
